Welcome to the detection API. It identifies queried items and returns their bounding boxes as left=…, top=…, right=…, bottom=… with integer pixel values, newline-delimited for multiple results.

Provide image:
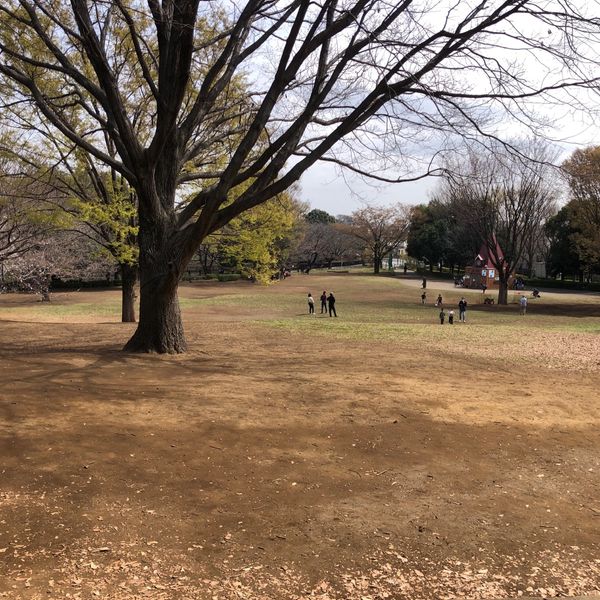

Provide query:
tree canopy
left=305, top=209, right=336, bottom=225
left=436, top=139, right=559, bottom=303
left=406, top=203, right=450, bottom=272
left=545, top=204, right=585, bottom=279
left=348, top=205, right=409, bottom=274
left=562, top=146, right=600, bottom=274
left=215, top=192, right=299, bottom=282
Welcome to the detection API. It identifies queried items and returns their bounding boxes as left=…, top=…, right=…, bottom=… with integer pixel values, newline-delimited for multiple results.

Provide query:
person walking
left=320, top=290, right=327, bottom=313
left=435, top=293, right=443, bottom=307
left=327, top=292, right=337, bottom=317
left=307, top=293, right=315, bottom=315
left=519, top=295, right=527, bottom=315
left=421, top=291, right=427, bottom=305
left=439, top=308, right=445, bottom=324
left=458, top=297, right=467, bottom=322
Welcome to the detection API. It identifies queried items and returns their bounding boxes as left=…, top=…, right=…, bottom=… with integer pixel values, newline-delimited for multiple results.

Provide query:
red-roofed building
left=463, top=240, right=512, bottom=290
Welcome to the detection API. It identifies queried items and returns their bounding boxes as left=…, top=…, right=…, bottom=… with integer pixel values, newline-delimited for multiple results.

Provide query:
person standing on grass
left=458, top=297, right=467, bottom=322
left=422, top=277, right=427, bottom=289
left=436, top=293, right=443, bottom=307
left=327, top=292, right=337, bottom=317
left=519, top=295, right=527, bottom=315
left=308, top=293, right=315, bottom=315
left=421, top=291, right=427, bottom=305
left=439, top=308, right=445, bottom=324
left=448, top=309, right=454, bottom=324
left=320, top=290, right=328, bottom=313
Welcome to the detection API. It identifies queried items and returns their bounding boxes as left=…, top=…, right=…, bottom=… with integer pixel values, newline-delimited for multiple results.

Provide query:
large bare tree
left=0, top=1, right=599, bottom=351
left=0, top=159, right=59, bottom=265
left=438, top=140, right=559, bottom=303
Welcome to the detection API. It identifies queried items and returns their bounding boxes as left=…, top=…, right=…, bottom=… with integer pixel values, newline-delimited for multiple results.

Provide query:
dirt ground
left=1, top=274, right=599, bottom=599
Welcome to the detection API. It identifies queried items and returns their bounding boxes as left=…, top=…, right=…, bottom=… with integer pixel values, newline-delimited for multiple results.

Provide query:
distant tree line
left=406, top=141, right=600, bottom=302
left=0, top=159, right=408, bottom=306
left=289, top=206, right=409, bottom=274
left=4, top=139, right=600, bottom=310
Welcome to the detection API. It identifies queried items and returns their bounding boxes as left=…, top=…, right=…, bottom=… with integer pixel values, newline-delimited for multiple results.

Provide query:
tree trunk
left=123, top=270, right=186, bottom=353
left=373, top=253, right=380, bottom=274
left=123, top=196, right=189, bottom=352
left=497, top=279, right=509, bottom=304
left=120, top=263, right=138, bottom=323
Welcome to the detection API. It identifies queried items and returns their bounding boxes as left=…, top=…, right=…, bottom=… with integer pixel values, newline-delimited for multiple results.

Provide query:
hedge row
left=217, top=273, right=242, bottom=282
left=48, top=272, right=243, bottom=289
left=524, top=278, right=600, bottom=292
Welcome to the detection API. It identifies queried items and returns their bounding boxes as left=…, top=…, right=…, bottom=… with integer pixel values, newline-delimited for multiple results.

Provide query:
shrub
left=217, top=273, right=242, bottom=282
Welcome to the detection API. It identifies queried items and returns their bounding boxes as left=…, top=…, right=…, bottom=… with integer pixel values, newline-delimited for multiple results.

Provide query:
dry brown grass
left=0, top=273, right=599, bottom=599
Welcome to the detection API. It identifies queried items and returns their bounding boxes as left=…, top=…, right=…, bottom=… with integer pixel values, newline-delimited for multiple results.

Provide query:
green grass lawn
left=1, top=273, right=598, bottom=341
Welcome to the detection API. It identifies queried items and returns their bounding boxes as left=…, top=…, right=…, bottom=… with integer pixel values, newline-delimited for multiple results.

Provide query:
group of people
left=421, top=289, right=472, bottom=324
left=513, top=276, right=526, bottom=290
left=423, top=294, right=469, bottom=324
left=306, top=280, right=537, bottom=322
left=307, top=290, right=337, bottom=317
left=438, top=297, right=468, bottom=324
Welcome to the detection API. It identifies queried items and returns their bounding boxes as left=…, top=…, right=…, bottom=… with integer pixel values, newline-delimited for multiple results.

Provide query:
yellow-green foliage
left=70, top=176, right=138, bottom=266
left=218, top=192, right=297, bottom=283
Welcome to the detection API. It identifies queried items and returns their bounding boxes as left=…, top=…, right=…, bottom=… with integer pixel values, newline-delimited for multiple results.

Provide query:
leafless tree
left=0, top=162, right=59, bottom=267
left=439, top=139, right=560, bottom=303
left=1, top=1, right=599, bottom=351
left=348, top=205, right=409, bottom=273
left=292, top=221, right=359, bottom=269
left=292, top=222, right=333, bottom=270
left=3, top=230, right=115, bottom=299
left=522, top=205, right=556, bottom=277
left=321, top=225, right=362, bottom=268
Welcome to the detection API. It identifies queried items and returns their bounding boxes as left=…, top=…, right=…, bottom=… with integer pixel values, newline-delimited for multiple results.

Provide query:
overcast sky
left=298, top=135, right=596, bottom=217
left=298, top=161, right=437, bottom=217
